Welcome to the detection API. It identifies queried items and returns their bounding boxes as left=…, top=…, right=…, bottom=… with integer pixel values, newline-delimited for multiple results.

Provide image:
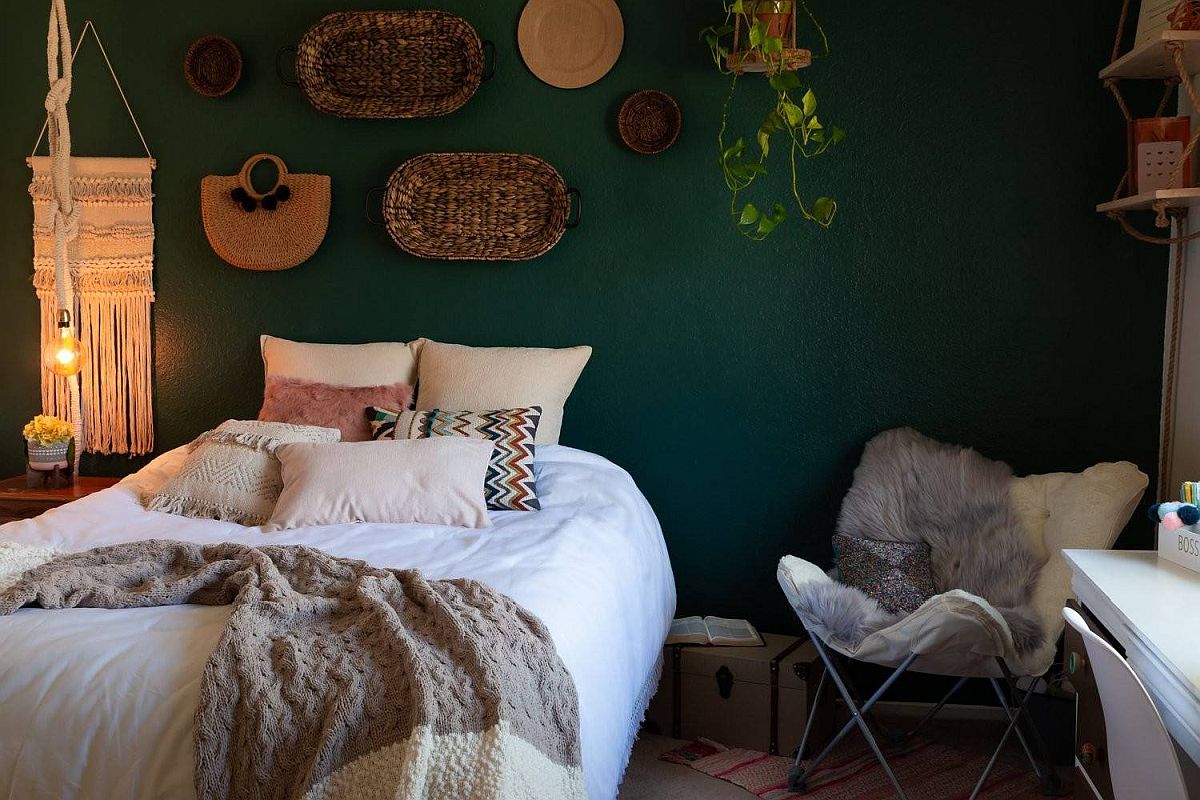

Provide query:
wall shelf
left=1101, top=31, right=1200, bottom=80
left=1097, top=188, right=1200, bottom=214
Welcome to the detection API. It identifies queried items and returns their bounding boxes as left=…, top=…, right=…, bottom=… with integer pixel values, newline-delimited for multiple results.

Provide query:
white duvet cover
left=0, top=444, right=675, bottom=800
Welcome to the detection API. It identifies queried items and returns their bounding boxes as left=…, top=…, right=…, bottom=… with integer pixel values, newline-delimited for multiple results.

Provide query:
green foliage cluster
left=701, top=0, right=843, bottom=240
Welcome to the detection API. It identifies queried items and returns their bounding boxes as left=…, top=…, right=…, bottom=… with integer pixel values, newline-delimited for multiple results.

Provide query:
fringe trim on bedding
left=195, top=430, right=295, bottom=454
left=145, top=493, right=267, bottom=526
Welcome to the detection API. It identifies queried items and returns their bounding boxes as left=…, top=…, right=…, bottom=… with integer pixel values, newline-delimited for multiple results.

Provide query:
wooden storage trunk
left=645, top=633, right=834, bottom=756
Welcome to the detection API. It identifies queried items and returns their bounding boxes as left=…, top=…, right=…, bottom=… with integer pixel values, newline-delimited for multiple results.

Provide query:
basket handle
left=481, top=40, right=497, bottom=82
left=276, top=45, right=299, bottom=87
left=239, top=154, right=289, bottom=201
left=364, top=187, right=386, bottom=226
left=565, top=188, right=582, bottom=230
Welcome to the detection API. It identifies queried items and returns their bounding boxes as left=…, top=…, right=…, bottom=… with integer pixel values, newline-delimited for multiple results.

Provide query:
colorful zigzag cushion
left=369, top=406, right=541, bottom=512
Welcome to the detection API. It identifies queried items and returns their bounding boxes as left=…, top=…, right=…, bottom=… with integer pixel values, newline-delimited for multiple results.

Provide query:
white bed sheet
left=0, top=444, right=675, bottom=800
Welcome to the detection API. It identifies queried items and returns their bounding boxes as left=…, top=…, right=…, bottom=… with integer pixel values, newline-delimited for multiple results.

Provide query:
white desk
left=1064, top=550, right=1200, bottom=772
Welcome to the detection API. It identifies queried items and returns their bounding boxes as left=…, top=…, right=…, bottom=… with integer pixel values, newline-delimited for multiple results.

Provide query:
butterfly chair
left=776, top=429, right=1147, bottom=799
left=1061, top=607, right=1189, bottom=800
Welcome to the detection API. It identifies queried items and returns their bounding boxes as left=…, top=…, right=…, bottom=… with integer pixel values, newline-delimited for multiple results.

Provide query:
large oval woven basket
left=382, top=153, right=579, bottom=261
left=293, top=11, right=491, bottom=119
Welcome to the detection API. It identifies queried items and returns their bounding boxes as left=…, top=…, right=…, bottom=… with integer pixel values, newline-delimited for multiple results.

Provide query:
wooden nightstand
left=0, top=476, right=120, bottom=523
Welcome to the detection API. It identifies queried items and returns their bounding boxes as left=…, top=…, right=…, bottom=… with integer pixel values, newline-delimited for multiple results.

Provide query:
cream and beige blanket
left=0, top=539, right=585, bottom=800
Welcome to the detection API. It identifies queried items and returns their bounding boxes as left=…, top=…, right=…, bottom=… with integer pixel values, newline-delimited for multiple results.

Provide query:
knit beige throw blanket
left=0, top=540, right=586, bottom=800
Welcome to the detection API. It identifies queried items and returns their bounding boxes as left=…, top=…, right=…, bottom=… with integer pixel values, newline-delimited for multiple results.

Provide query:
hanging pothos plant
left=701, top=0, right=844, bottom=240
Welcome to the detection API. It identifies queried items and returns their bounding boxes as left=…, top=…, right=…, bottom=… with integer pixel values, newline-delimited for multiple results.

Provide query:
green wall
left=0, top=1, right=1164, bottom=634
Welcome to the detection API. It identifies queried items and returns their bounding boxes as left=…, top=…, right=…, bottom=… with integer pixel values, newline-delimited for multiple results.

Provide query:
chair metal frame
left=788, top=628, right=1064, bottom=799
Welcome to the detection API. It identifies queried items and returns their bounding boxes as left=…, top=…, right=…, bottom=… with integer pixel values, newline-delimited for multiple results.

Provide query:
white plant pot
left=27, top=439, right=70, bottom=471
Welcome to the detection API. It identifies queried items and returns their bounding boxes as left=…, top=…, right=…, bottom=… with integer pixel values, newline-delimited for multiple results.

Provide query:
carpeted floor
left=619, top=713, right=1066, bottom=799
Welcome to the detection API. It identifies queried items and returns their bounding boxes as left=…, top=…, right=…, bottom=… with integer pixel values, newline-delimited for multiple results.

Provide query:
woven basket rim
left=618, top=89, right=682, bottom=155
left=295, top=10, right=484, bottom=119
left=383, top=152, right=570, bottom=261
left=184, top=34, right=242, bottom=98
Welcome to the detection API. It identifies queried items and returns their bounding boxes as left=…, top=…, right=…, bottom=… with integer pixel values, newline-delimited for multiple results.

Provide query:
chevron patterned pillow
left=369, top=406, right=541, bottom=512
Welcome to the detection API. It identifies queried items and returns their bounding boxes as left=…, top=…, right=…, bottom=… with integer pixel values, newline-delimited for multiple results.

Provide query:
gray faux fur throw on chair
left=796, top=428, right=1046, bottom=654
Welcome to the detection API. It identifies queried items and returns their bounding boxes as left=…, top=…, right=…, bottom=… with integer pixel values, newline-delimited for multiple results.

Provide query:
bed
left=0, top=443, right=675, bottom=800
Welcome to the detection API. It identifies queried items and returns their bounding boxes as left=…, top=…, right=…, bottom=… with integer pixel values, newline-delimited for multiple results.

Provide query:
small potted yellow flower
left=23, top=415, right=74, bottom=473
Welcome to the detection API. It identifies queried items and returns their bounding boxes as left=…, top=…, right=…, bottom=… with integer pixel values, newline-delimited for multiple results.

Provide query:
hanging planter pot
left=725, top=0, right=810, bottom=74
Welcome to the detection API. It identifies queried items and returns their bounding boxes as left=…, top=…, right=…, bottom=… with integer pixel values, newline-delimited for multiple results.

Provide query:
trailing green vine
left=701, top=0, right=844, bottom=240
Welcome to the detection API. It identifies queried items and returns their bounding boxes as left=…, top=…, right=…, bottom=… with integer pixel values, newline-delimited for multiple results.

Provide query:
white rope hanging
left=43, top=0, right=84, bottom=471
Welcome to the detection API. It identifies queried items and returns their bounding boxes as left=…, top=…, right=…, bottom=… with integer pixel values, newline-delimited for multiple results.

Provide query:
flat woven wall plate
left=618, top=89, right=681, bottom=154
left=518, top=0, right=623, bottom=89
left=382, top=153, right=580, bottom=261
left=294, top=11, right=490, bottom=118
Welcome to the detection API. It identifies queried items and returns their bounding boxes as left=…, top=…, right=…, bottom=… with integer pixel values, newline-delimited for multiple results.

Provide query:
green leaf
left=757, top=215, right=779, bottom=236
left=806, top=115, right=823, bottom=131
left=768, top=71, right=802, bottom=91
left=810, top=130, right=825, bottom=144
left=781, top=101, right=804, bottom=128
left=801, top=88, right=817, bottom=117
left=729, top=0, right=745, bottom=13
left=812, top=197, right=837, bottom=226
left=830, top=126, right=847, bottom=144
left=762, top=35, right=784, bottom=54
left=757, top=129, right=771, bottom=158
left=748, top=19, right=767, bottom=47
left=739, top=203, right=760, bottom=225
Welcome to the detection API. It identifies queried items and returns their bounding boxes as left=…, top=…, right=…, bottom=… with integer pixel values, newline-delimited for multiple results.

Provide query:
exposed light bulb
left=41, top=310, right=85, bottom=377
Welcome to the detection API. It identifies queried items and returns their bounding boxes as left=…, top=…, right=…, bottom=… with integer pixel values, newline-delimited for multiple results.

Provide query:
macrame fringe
left=145, top=493, right=268, bottom=526
left=195, top=429, right=295, bottom=454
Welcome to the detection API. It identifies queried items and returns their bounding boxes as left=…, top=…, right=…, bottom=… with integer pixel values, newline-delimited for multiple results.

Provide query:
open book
left=666, top=616, right=763, bottom=647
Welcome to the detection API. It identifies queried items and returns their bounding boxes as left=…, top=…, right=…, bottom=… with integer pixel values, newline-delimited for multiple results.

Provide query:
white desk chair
left=1062, top=607, right=1188, bottom=800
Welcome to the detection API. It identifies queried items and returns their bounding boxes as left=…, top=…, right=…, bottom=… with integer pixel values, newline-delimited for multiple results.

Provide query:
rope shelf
left=1101, top=1, right=1200, bottom=245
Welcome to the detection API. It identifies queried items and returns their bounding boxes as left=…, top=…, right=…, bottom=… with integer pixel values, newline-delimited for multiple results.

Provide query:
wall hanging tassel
left=28, top=11, right=156, bottom=458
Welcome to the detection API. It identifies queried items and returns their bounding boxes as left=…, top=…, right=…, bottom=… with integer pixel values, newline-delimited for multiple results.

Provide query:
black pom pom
left=261, top=194, right=278, bottom=211
left=231, top=187, right=248, bottom=203
left=275, top=185, right=291, bottom=202
left=240, top=197, right=257, bottom=212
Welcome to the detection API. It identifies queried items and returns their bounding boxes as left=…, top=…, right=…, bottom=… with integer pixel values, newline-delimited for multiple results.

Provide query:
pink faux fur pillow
left=259, top=376, right=413, bottom=442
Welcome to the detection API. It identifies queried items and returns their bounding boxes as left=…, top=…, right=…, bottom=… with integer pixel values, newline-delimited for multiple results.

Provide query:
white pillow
left=1010, top=461, right=1148, bottom=670
left=413, top=339, right=591, bottom=445
left=266, top=438, right=493, bottom=531
left=147, top=420, right=342, bottom=526
left=260, top=335, right=422, bottom=387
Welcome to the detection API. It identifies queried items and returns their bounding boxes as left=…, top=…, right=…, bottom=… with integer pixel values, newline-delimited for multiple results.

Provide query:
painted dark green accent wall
left=0, top=1, right=1164, bottom=634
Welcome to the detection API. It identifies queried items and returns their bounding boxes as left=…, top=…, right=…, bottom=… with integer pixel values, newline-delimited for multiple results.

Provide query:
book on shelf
left=666, top=616, right=763, bottom=647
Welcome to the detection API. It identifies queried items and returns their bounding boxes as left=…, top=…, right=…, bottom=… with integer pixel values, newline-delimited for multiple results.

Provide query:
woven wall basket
left=380, top=153, right=580, bottom=261
left=619, top=90, right=681, bottom=154
left=291, top=11, right=493, bottom=119
left=200, top=154, right=331, bottom=271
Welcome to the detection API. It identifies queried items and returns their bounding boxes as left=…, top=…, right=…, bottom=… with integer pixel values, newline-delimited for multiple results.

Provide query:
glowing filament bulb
left=42, top=310, right=85, bottom=377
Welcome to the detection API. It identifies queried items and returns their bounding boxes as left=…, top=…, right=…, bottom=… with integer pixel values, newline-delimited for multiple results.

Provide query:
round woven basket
left=618, top=90, right=682, bottom=155
left=185, top=35, right=242, bottom=97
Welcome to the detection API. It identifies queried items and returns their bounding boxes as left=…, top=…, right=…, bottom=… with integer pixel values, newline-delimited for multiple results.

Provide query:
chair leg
left=994, top=660, right=1064, bottom=795
left=897, top=675, right=969, bottom=743
left=792, top=665, right=828, bottom=763
left=789, top=635, right=916, bottom=800
left=969, top=675, right=1039, bottom=800
left=976, top=659, right=1063, bottom=797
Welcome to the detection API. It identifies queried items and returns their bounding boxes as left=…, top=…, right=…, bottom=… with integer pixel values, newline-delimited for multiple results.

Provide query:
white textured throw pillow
left=147, top=420, right=342, bottom=526
left=266, top=438, right=494, bottom=531
left=260, top=335, right=422, bottom=387
left=414, top=339, right=591, bottom=445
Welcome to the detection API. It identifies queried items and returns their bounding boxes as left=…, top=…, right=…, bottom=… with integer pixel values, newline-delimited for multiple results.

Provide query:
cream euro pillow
left=260, top=335, right=422, bottom=387
left=266, top=438, right=493, bottom=531
left=414, top=339, right=591, bottom=445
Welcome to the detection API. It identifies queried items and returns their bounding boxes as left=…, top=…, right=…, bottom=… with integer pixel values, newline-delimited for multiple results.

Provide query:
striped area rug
left=658, top=737, right=1040, bottom=799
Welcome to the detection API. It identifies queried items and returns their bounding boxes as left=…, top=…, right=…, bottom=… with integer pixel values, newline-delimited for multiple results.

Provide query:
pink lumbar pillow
left=259, top=376, right=413, bottom=442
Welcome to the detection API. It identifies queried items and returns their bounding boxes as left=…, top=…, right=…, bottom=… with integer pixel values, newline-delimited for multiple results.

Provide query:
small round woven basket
left=185, top=35, right=243, bottom=97
left=618, top=90, right=682, bottom=155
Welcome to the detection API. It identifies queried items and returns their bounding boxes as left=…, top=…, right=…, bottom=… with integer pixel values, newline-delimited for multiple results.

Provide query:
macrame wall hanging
left=28, top=5, right=156, bottom=458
